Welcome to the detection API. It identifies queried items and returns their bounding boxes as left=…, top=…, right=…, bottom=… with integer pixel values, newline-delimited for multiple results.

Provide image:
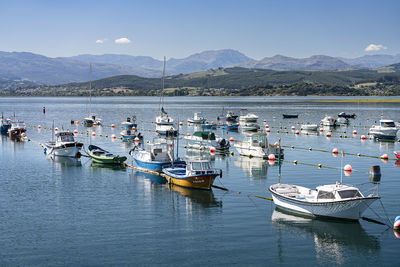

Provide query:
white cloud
left=95, top=39, right=104, bottom=44
left=365, top=44, right=387, bottom=52
left=115, top=37, right=131, bottom=44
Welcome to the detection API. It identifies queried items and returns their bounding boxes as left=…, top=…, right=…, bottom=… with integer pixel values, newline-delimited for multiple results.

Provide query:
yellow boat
left=162, top=160, right=221, bottom=190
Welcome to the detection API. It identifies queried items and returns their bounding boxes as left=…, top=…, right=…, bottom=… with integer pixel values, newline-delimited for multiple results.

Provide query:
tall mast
left=161, top=56, right=166, bottom=115
left=89, top=63, right=92, bottom=115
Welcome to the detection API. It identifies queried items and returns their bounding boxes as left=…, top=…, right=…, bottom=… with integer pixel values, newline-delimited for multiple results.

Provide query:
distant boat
left=283, top=114, right=298, bottom=119
left=219, top=111, right=238, bottom=122
left=8, top=120, right=26, bottom=140
left=320, top=116, right=337, bottom=127
left=45, top=131, right=83, bottom=157
left=239, top=110, right=258, bottom=123
left=338, top=112, right=356, bottom=119
left=222, top=122, right=239, bottom=131
left=163, top=159, right=221, bottom=190
left=120, top=117, right=142, bottom=142
left=185, top=131, right=230, bottom=152
left=300, top=124, right=318, bottom=131
left=240, top=122, right=260, bottom=132
left=187, top=112, right=206, bottom=124
left=269, top=182, right=380, bottom=220
left=0, top=113, right=11, bottom=134
left=369, top=119, right=398, bottom=140
left=87, top=145, right=127, bottom=164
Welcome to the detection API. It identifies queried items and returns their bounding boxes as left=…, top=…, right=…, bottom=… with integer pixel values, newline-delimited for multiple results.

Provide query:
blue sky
left=0, top=0, right=399, bottom=59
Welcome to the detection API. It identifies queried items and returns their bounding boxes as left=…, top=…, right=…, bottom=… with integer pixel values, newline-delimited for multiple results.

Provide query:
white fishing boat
left=269, top=182, right=379, bottom=220
left=184, top=131, right=230, bottom=151
left=187, top=112, right=206, bottom=124
left=239, top=111, right=258, bottom=123
left=155, top=57, right=177, bottom=136
left=234, top=132, right=283, bottom=159
left=45, top=131, right=83, bottom=158
left=300, top=124, right=318, bottom=131
left=369, top=119, right=398, bottom=140
left=320, top=116, right=337, bottom=127
left=240, top=122, right=260, bottom=132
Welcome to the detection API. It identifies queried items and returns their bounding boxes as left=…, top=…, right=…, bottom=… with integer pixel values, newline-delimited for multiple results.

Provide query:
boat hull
left=269, top=188, right=379, bottom=220
left=134, top=158, right=185, bottom=172
left=46, top=143, right=83, bottom=157
left=164, top=173, right=217, bottom=190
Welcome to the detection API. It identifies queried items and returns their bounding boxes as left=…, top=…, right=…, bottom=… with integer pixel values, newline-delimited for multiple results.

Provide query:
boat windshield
left=337, top=190, right=362, bottom=199
left=317, top=190, right=335, bottom=199
left=381, top=121, right=395, bottom=127
left=58, top=133, right=75, bottom=142
left=202, top=162, right=211, bottom=169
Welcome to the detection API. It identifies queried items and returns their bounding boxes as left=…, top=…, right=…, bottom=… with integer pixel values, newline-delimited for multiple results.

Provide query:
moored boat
left=45, top=131, right=83, bottom=157
left=222, top=122, right=239, bottom=131
left=369, top=119, right=398, bottom=140
left=240, top=122, right=260, bottom=132
left=185, top=131, right=230, bottom=152
left=320, top=116, right=337, bottom=127
left=219, top=111, right=238, bottom=122
left=234, top=132, right=284, bottom=159
left=269, top=182, right=379, bottom=220
left=8, top=121, right=26, bottom=140
left=1, top=113, right=11, bottom=134
left=239, top=111, right=258, bottom=123
left=120, top=117, right=142, bottom=141
left=88, top=145, right=127, bottom=164
left=187, top=112, right=206, bottom=124
left=130, top=138, right=185, bottom=172
left=338, top=112, right=356, bottom=119
left=163, top=159, right=221, bottom=190
left=283, top=114, right=298, bottom=119
left=300, top=124, right=318, bottom=131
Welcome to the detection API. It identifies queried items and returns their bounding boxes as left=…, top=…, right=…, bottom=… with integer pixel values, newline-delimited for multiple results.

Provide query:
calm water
left=0, top=96, right=399, bottom=266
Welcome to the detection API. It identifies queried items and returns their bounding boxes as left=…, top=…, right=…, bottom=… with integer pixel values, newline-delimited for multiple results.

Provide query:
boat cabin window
left=381, top=121, right=395, bottom=127
left=201, top=162, right=211, bottom=170
left=58, top=134, right=74, bottom=142
left=337, top=190, right=362, bottom=199
left=317, top=190, right=335, bottom=199
left=191, top=162, right=202, bottom=170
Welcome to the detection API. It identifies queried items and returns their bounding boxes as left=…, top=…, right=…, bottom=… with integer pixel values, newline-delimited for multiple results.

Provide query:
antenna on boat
left=278, top=138, right=281, bottom=184
left=340, top=150, right=344, bottom=184
left=51, top=120, right=54, bottom=142
left=176, top=119, right=179, bottom=160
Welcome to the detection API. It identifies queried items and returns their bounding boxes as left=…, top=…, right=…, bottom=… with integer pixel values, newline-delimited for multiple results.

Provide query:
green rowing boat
left=88, top=145, right=127, bottom=164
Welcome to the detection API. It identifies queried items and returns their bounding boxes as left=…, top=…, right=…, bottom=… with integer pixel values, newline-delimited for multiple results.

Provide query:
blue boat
left=201, top=123, right=217, bottom=130
left=120, top=117, right=142, bottom=142
left=130, top=138, right=185, bottom=172
left=0, top=113, right=11, bottom=134
left=222, top=122, right=239, bottom=131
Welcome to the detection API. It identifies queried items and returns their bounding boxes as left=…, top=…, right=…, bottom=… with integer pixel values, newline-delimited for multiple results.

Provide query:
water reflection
left=271, top=208, right=380, bottom=265
left=234, top=156, right=268, bottom=178
left=166, top=183, right=223, bottom=209
left=46, top=154, right=82, bottom=167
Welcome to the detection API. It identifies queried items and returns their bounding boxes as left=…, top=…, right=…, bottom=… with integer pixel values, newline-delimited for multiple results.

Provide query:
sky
left=0, top=0, right=399, bottom=60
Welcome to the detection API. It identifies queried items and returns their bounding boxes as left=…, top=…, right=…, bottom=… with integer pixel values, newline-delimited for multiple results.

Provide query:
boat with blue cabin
left=1, top=113, right=11, bottom=134
left=120, top=117, right=142, bottom=141
left=130, top=138, right=185, bottom=172
left=369, top=119, right=398, bottom=140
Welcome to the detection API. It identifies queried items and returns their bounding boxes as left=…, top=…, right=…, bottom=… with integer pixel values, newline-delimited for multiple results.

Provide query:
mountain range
left=0, top=49, right=400, bottom=86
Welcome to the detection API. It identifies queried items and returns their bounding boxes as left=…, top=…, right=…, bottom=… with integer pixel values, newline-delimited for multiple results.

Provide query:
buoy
left=54, top=127, right=59, bottom=132
left=91, top=132, right=96, bottom=137
left=132, top=126, right=136, bottom=131
left=179, top=121, right=183, bottom=126
left=274, top=142, right=279, bottom=147
left=210, top=147, right=216, bottom=154
left=268, top=154, right=275, bottom=160
left=361, top=135, right=366, bottom=140
left=38, top=125, right=42, bottom=129
left=293, top=160, right=298, bottom=165
left=266, top=128, right=271, bottom=132
left=184, top=145, right=187, bottom=149
left=186, top=133, right=190, bottom=136
left=265, top=124, right=269, bottom=129
left=326, top=132, right=332, bottom=137
left=268, top=159, right=275, bottom=165
left=295, top=130, right=300, bottom=135
left=344, top=164, right=352, bottom=172
left=308, top=147, right=312, bottom=151
left=93, top=122, right=97, bottom=126
left=111, top=134, right=116, bottom=139
left=381, top=154, right=389, bottom=160
left=291, top=126, right=295, bottom=130
left=230, top=151, right=234, bottom=156
left=229, top=137, right=234, bottom=142
left=332, top=148, right=338, bottom=154
left=320, top=128, right=324, bottom=132
left=344, top=170, right=352, bottom=176
left=73, top=130, right=78, bottom=134
left=76, top=121, right=79, bottom=125
left=394, top=216, right=400, bottom=230
left=353, top=130, right=357, bottom=135
left=211, top=121, right=214, bottom=125
left=263, top=120, right=266, bottom=123
left=318, top=164, right=322, bottom=168
left=134, top=137, right=140, bottom=143
left=111, top=124, right=115, bottom=128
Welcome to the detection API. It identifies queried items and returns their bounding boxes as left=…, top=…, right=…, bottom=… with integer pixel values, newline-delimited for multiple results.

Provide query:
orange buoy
left=186, top=133, right=190, bottom=136
left=38, top=125, right=42, bottom=129
left=326, top=132, right=332, bottom=137
left=91, top=132, right=96, bottom=137
left=93, top=122, right=97, bottom=126
left=268, top=154, right=275, bottom=160
left=361, top=135, right=366, bottom=140
left=344, top=164, right=352, bottom=172
left=381, top=154, right=389, bottom=160
left=229, top=137, right=234, bottom=142
left=211, top=121, right=214, bottom=125
left=274, top=142, right=279, bottom=147
left=76, top=121, right=79, bottom=125
left=111, top=124, right=115, bottom=128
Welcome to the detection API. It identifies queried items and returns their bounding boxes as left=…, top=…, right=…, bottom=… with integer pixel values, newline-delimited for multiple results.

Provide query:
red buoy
left=91, top=132, right=96, bottom=137
left=111, top=134, right=116, bottom=139
left=111, top=124, right=115, bottom=128
left=353, top=130, right=357, bottom=135
left=73, top=130, right=78, bottom=134
left=210, top=147, right=216, bottom=154
left=291, top=126, right=295, bottom=130
left=295, top=130, right=300, bottom=135
left=229, top=137, right=234, bottom=142
left=274, top=142, right=279, bottom=147
left=76, top=121, right=79, bottom=125
left=332, top=148, right=338, bottom=154
left=55, top=127, right=59, bottom=132
left=38, top=125, right=42, bottom=129
left=268, top=154, right=275, bottom=160
left=344, top=164, right=352, bottom=172
left=381, top=154, right=389, bottom=160
left=326, top=132, right=332, bottom=137
left=320, top=128, right=324, bottom=132
left=134, top=137, right=139, bottom=143
left=361, top=135, right=366, bottom=140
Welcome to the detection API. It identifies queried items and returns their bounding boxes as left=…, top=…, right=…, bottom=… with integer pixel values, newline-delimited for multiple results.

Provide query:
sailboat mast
left=160, top=56, right=166, bottom=116
left=89, top=63, right=92, bottom=115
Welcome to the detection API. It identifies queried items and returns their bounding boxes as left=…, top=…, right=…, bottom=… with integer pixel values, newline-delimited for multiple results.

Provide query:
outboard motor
left=369, top=165, right=381, bottom=183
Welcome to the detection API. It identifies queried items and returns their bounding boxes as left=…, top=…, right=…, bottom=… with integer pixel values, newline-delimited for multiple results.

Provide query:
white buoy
left=111, top=134, right=116, bottom=139
left=320, top=128, right=324, bottom=132
left=381, top=154, right=389, bottom=160
left=229, top=137, right=234, bottom=142
left=291, top=126, right=295, bottom=130
left=353, top=130, right=357, bottom=135
left=295, top=130, right=300, bottom=135
left=134, top=137, right=139, bottom=143
left=326, top=132, right=332, bottom=137
left=332, top=148, right=338, bottom=154
left=54, top=127, right=59, bottom=132
left=268, top=154, right=275, bottom=160
left=210, top=147, right=216, bottom=154
left=394, top=216, right=400, bottom=230
left=73, top=130, right=78, bottom=134
left=344, top=164, right=352, bottom=172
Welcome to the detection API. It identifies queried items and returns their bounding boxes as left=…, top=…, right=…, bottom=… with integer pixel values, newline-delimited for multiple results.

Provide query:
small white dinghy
left=269, top=182, right=380, bottom=220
